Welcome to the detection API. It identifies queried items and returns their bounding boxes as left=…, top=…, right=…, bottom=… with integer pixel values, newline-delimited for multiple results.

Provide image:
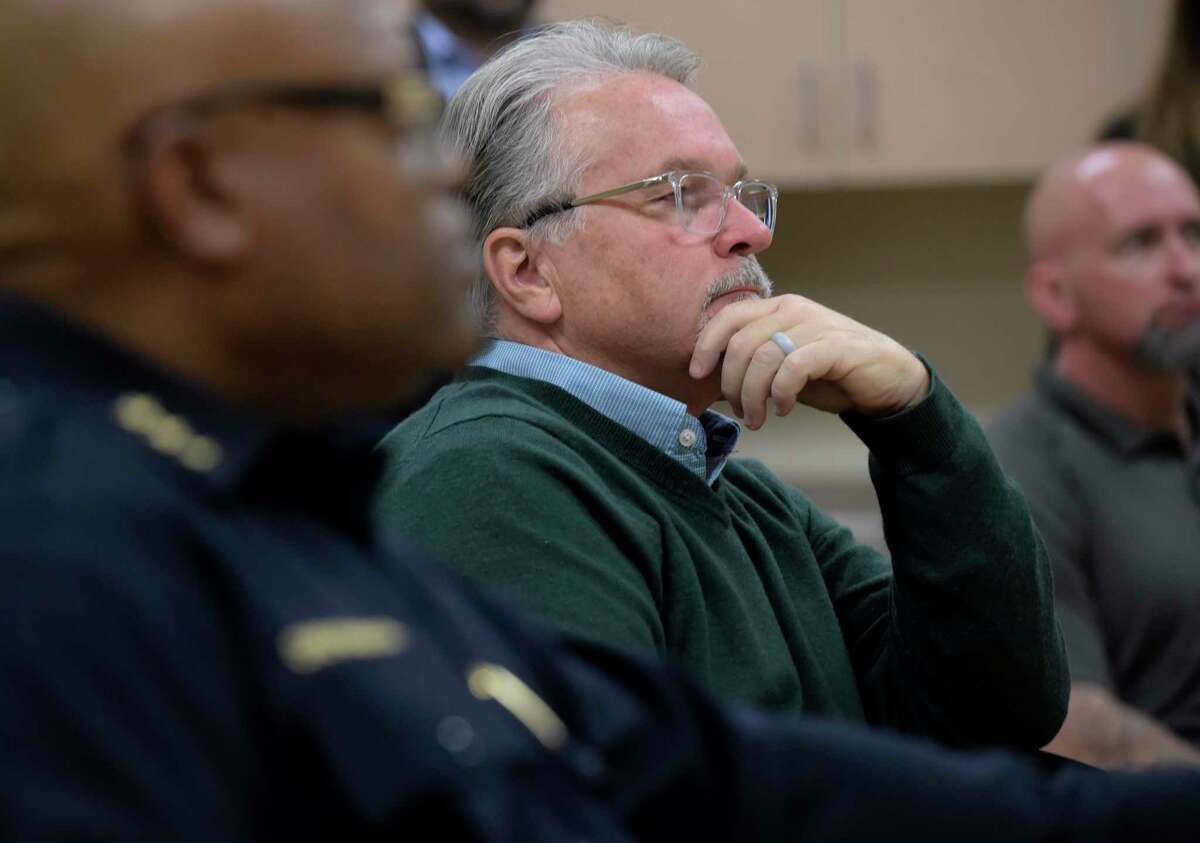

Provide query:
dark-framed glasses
left=523, top=170, right=779, bottom=236
left=121, top=71, right=443, bottom=155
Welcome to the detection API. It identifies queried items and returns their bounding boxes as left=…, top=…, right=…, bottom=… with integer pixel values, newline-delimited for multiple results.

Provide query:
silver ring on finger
left=771, top=331, right=797, bottom=356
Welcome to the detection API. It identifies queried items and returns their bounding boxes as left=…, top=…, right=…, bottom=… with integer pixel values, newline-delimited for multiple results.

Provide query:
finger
left=689, top=297, right=778, bottom=379
left=719, top=314, right=798, bottom=416
left=740, top=335, right=791, bottom=429
left=772, top=379, right=800, bottom=418
left=770, top=338, right=850, bottom=415
left=710, top=295, right=839, bottom=390
left=715, top=319, right=792, bottom=417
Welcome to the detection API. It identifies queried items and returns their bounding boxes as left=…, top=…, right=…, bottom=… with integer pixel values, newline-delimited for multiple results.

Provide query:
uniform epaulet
left=112, top=392, right=224, bottom=473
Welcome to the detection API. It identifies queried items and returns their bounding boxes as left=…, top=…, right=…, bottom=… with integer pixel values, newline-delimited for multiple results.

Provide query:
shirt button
left=566, top=745, right=607, bottom=784
left=437, top=715, right=487, bottom=767
left=677, top=428, right=698, bottom=449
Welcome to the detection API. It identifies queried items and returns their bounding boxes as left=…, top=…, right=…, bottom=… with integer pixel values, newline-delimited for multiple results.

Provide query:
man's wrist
left=896, top=356, right=932, bottom=413
left=866, top=354, right=932, bottom=420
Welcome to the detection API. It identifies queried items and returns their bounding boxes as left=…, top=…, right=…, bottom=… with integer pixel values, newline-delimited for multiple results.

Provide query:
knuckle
left=751, top=343, right=778, bottom=367
left=776, top=352, right=803, bottom=375
left=776, top=293, right=810, bottom=314
left=726, top=331, right=756, bottom=359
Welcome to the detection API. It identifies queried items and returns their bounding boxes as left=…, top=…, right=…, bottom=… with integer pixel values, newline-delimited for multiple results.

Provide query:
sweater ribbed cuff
left=839, top=356, right=984, bottom=477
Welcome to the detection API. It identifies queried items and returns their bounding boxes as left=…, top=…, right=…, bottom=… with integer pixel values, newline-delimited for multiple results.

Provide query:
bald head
left=0, top=0, right=484, bottom=422
left=0, top=0, right=411, bottom=236
left=1023, top=142, right=1196, bottom=263
left=1023, top=141, right=1200, bottom=379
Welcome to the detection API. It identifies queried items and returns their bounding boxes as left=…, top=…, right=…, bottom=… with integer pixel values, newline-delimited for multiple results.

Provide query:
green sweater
left=378, top=367, right=1068, bottom=748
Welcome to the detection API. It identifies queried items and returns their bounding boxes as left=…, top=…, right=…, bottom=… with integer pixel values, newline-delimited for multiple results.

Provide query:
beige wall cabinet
left=837, top=0, right=1167, bottom=183
left=541, top=0, right=1169, bottom=186
left=542, top=0, right=833, bottom=183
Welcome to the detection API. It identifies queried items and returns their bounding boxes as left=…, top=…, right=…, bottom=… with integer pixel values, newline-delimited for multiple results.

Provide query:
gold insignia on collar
left=467, top=662, right=568, bottom=750
left=113, top=392, right=165, bottom=434
left=278, top=617, right=410, bottom=675
left=112, top=392, right=224, bottom=472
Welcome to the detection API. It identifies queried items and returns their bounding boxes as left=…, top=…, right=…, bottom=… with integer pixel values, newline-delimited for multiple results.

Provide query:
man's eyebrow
left=655, top=157, right=749, bottom=182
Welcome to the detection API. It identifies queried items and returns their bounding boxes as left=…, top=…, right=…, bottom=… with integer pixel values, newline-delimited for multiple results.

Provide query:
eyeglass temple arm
left=522, top=173, right=673, bottom=228
left=568, top=173, right=672, bottom=208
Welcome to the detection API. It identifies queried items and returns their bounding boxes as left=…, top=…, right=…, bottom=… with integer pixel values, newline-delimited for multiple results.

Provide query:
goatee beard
left=1136, top=306, right=1200, bottom=374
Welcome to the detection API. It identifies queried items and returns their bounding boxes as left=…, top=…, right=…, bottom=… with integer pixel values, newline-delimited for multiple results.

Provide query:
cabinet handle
left=797, top=61, right=822, bottom=152
left=852, top=59, right=878, bottom=152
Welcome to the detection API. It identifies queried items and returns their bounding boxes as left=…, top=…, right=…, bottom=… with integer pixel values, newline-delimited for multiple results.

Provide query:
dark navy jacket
left=1, top=293, right=1198, bottom=841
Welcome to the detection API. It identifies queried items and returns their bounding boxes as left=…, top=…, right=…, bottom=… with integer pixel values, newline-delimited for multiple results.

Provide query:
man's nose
left=1166, top=229, right=1200, bottom=292
left=712, top=197, right=774, bottom=259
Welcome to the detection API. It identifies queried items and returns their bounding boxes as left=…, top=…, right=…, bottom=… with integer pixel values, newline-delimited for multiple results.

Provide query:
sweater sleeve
left=376, top=416, right=668, bottom=655
left=814, top=365, right=1069, bottom=749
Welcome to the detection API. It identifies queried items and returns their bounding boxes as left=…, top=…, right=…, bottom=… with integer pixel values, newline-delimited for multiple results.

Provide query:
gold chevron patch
left=278, top=617, right=409, bottom=674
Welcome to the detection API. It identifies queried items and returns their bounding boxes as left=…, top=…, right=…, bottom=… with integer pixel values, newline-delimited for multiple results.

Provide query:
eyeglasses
left=121, top=72, right=443, bottom=157
left=522, top=170, right=779, bottom=236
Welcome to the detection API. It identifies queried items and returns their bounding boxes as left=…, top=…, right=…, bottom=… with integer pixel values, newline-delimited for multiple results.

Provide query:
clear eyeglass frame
left=522, top=170, right=779, bottom=236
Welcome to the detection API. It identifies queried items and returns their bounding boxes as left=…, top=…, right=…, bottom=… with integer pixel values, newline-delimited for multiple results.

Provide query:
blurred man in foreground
left=378, top=19, right=1066, bottom=750
left=2, top=1, right=1200, bottom=839
left=991, top=142, right=1200, bottom=769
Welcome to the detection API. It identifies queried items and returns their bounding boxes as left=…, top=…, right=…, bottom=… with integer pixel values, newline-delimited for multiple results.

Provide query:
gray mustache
left=701, top=259, right=774, bottom=311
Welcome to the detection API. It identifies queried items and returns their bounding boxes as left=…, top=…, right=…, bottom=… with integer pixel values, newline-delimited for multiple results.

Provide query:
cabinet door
left=540, top=0, right=834, bottom=184
left=839, top=0, right=1170, bottom=183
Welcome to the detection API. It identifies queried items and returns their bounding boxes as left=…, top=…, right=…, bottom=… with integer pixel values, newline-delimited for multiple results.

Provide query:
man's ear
left=131, top=125, right=252, bottom=266
left=482, top=226, right=562, bottom=325
left=1026, top=261, right=1077, bottom=335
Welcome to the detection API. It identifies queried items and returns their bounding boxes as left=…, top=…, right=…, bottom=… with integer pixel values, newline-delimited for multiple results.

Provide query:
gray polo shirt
left=988, top=368, right=1200, bottom=745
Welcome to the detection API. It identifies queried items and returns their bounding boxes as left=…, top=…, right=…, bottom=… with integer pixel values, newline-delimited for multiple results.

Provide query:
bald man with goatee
left=7, top=2, right=1200, bottom=840
left=991, top=142, right=1200, bottom=769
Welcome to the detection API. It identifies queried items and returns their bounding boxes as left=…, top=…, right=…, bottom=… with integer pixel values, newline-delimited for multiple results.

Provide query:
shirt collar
left=472, top=340, right=740, bottom=484
left=1035, top=365, right=1198, bottom=457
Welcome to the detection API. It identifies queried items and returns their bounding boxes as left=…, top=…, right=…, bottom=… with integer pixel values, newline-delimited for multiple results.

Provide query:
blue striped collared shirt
left=472, top=340, right=740, bottom=485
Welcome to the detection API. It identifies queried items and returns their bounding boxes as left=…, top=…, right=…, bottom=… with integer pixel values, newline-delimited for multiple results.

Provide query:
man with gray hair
left=378, top=19, right=1068, bottom=750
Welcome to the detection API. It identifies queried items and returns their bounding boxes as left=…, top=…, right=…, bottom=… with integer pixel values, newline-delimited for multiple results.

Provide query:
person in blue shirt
left=398, top=1, right=543, bottom=415
left=413, top=0, right=541, bottom=101
left=2, top=0, right=1200, bottom=839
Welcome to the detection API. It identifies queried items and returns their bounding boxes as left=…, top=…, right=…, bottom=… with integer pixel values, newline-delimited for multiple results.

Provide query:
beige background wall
left=733, top=181, right=1039, bottom=545
left=758, top=181, right=1039, bottom=412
